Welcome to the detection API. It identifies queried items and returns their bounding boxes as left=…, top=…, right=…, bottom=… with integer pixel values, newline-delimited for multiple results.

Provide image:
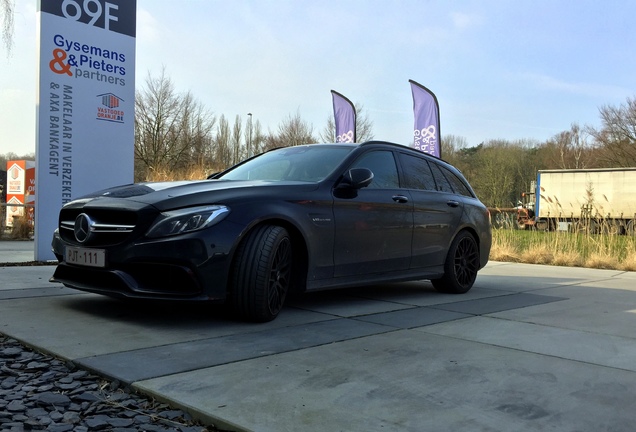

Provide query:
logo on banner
left=7, top=164, right=24, bottom=194
left=9, top=165, right=20, bottom=180
left=96, top=93, right=125, bottom=123
left=7, top=196, right=22, bottom=214
left=49, top=48, right=73, bottom=76
left=48, top=35, right=128, bottom=86
left=414, top=125, right=437, bottom=155
left=336, top=130, right=355, bottom=143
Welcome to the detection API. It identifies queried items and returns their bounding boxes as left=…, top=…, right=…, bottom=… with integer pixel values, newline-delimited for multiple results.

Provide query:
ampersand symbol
left=49, top=48, right=72, bottom=76
left=420, top=126, right=436, bottom=141
left=336, top=130, right=355, bottom=143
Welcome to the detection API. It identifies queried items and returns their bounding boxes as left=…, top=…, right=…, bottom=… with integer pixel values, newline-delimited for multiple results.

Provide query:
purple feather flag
left=331, top=90, right=356, bottom=143
left=409, top=80, right=441, bottom=157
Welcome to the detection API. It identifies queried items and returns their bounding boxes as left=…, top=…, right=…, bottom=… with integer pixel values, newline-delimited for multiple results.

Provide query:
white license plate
left=65, top=246, right=106, bottom=268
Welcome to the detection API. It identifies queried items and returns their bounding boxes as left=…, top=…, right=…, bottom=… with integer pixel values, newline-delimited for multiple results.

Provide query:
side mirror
left=338, top=168, right=374, bottom=190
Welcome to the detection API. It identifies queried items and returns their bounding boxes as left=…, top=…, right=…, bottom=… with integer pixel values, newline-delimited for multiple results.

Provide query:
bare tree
left=469, top=141, right=522, bottom=207
left=248, top=120, right=265, bottom=156
left=213, top=115, right=233, bottom=169
left=135, top=70, right=182, bottom=179
left=541, top=123, right=592, bottom=169
left=263, top=110, right=316, bottom=151
left=134, top=69, right=216, bottom=181
left=588, top=96, right=636, bottom=167
left=440, top=134, right=468, bottom=165
left=181, top=92, right=216, bottom=166
left=453, top=140, right=539, bottom=208
left=0, top=151, right=35, bottom=168
left=319, top=116, right=337, bottom=143
left=319, top=103, right=374, bottom=143
left=1, top=0, right=13, bottom=56
left=231, top=115, right=243, bottom=165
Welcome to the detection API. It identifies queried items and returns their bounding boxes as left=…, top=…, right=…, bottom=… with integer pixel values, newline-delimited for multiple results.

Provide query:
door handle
left=392, top=195, right=409, bottom=203
left=447, top=200, right=460, bottom=207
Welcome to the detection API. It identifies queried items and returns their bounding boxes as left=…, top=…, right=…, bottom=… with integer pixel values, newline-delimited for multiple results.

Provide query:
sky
left=2, top=0, right=636, bottom=156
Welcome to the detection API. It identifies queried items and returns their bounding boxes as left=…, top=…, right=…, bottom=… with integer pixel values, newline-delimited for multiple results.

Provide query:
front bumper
left=50, top=225, right=241, bottom=301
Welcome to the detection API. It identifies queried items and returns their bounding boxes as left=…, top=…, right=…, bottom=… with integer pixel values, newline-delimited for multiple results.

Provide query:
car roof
left=270, top=141, right=458, bottom=172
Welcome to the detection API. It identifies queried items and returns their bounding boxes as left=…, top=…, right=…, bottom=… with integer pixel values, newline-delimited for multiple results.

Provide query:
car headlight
left=146, top=205, right=230, bottom=238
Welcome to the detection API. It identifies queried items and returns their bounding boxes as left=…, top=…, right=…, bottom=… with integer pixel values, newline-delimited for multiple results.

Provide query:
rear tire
left=432, top=231, right=479, bottom=294
left=230, top=225, right=292, bottom=322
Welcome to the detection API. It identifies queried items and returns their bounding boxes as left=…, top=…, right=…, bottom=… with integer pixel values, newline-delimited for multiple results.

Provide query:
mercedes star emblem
left=74, top=213, right=93, bottom=243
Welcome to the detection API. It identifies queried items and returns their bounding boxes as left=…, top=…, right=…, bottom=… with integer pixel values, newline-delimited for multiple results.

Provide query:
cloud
left=136, top=7, right=161, bottom=44
left=521, top=72, right=628, bottom=99
left=450, top=12, right=481, bottom=30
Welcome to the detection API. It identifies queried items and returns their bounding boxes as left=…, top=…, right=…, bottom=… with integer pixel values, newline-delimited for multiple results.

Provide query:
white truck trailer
left=519, top=168, right=636, bottom=234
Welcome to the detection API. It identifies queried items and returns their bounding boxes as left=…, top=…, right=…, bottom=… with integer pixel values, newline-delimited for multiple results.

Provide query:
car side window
left=429, top=162, right=454, bottom=193
left=439, top=165, right=474, bottom=197
left=397, top=153, right=436, bottom=191
left=351, top=151, right=400, bottom=189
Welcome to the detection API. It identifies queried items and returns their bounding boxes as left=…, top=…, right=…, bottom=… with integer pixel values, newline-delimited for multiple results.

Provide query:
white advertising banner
left=35, top=0, right=136, bottom=260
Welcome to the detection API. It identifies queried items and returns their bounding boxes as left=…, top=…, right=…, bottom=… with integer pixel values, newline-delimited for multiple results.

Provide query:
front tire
left=432, top=231, right=479, bottom=294
left=230, top=225, right=292, bottom=322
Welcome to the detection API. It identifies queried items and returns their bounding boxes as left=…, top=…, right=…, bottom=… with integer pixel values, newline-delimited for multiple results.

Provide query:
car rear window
left=437, top=164, right=475, bottom=197
left=397, top=153, right=436, bottom=191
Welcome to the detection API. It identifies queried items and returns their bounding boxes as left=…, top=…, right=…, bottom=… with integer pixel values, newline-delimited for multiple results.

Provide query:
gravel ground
left=0, top=334, right=227, bottom=432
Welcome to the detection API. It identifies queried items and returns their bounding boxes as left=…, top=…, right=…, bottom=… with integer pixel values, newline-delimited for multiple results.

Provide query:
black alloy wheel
left=432, top=231, right=479, bottom=294
left=230, top=225, right=293, bottom=322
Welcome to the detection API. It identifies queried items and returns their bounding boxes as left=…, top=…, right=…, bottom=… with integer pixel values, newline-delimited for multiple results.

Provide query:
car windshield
left=217, top=145, right=355, bottom=182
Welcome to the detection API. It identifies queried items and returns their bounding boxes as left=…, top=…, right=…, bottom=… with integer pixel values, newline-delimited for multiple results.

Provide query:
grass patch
left=143, top=165, right=213, bottom=182
left=491, top=228, right=636, bottom=271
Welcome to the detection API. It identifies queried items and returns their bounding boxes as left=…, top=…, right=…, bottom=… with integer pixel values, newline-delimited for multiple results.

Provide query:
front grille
left=59, top=208, right=140, bottom=246
left=122, top=262, right=203, bottom=295
left=53, top=262, right=202, bottom=298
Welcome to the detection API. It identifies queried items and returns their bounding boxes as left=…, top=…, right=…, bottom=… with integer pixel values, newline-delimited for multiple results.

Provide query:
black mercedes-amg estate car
left=51, top=141, right=491, bottom=321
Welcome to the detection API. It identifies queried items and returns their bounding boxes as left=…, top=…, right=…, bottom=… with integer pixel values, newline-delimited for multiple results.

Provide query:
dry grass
left=491, top=227, right=636, bottom=271
left=551, top=250, right=584, bottom=267
left=10, top=213, right=33, bottom=240
left=488, top=232, right=520, bottom=262
left=523, top=244, right=554, bottom=265
left=619, top=252, right=636, bottom=271
left=143, top=165, right=213, bottom=182
left=584, top=252, right=619, bottom=270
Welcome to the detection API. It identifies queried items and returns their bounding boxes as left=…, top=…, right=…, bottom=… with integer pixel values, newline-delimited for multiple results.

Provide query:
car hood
left=69, top=179, right=321, bottom=211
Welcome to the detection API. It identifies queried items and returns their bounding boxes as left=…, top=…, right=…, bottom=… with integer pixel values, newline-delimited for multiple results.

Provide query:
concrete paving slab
left=0, top=265, right=58, bottom=289
left=136, top=329, right=636, bottom=432
left=352, top=293, right=566, bottom=329
left=0, top=265, right=75, bottom=298
left=354, top=306, right=470, bottom=328
left=491, top=283, right=636, bottom=339
left=0, top=285, right=78, bottom=299
left=287, top=290, right=415, bottom=316
left=342, top=281, right=520, bottom=306
left=430, top=292, right=567, bottom=315
left=77, top=318, right=395, bottom=383
left=472, top=262, right=622, bottom=293
left=479, top=261, right=625, bottom=281
left=0, top=239, right=37, bottom=263
left=420, top=316, right=636, bottom=372
left=0, top=294, right=335, bottom=359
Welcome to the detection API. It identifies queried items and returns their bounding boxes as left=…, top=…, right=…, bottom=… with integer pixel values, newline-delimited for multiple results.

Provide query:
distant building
left=1, top=169, right=6, bottom=203
left=5, top=161, right=35, bottom=228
